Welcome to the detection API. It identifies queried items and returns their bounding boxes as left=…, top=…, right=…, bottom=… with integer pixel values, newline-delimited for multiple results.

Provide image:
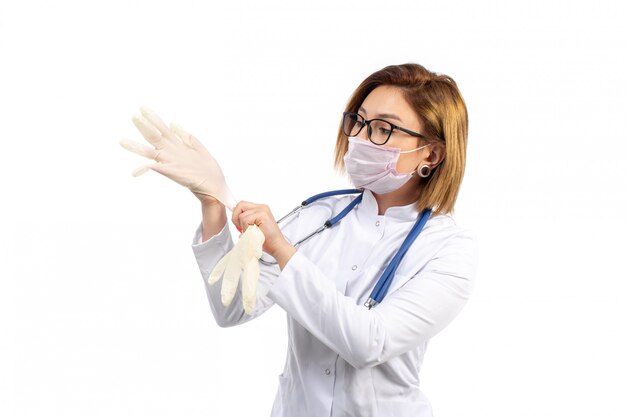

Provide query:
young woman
left=121, top=62, right=477, bottom=416
left=191, top=63, right=477, bottom=416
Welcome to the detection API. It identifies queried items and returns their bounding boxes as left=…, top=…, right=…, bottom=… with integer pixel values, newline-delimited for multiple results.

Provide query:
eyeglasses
left=342, top=112, right=429, bottom=145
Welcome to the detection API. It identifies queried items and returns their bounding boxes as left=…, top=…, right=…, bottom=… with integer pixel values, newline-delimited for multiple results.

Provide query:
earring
left=418, top=164, right=431, bottom=178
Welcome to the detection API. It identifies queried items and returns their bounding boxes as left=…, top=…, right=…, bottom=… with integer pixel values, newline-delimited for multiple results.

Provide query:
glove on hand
left=120, top=108, right=266, bottom=314
left=207, top=224, right=266, bottom=315
left=120, top=107, right=236, bottom=210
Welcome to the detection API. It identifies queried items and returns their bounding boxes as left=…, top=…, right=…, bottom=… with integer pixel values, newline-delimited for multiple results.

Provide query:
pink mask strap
left=399, top=143, right=431, bottom=154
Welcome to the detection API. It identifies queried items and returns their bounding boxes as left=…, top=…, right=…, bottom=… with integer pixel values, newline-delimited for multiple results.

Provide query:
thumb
left=131, top=162, right=178, bottom=180
left=131, top=163, right=164, bottom=177
left=132, top=165, right=151, bottom=177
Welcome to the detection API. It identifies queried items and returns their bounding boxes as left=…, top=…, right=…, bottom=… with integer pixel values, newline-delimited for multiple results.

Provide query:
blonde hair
left=334, top=63, right=468, bottom=215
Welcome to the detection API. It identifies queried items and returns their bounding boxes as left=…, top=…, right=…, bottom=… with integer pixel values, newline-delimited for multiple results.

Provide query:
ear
left=424, top=142, right=446, bottom=169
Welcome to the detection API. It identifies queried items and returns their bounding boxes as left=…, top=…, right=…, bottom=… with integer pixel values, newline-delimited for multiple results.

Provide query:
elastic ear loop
left=399, top=143, right=431, bottom=177
left=398, top=143, right=431, bottom=154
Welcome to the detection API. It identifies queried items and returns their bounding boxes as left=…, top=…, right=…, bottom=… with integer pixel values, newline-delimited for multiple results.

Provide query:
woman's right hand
left=120, top=107, right=237, bottom=211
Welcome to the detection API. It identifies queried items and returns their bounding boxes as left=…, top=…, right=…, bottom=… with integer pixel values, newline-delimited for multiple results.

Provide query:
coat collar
left=357, top=189, right=420, bottom=222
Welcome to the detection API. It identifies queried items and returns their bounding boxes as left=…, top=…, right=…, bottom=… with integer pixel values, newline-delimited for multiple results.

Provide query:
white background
left=1, top=0, right=625, bottom=416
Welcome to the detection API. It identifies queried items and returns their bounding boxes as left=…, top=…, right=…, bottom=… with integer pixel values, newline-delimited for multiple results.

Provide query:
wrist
left=200, top=197, right=224, bottom=209
left=272, top=241, right=297, bottom=270
left=192, top=188, right=223, bottom=207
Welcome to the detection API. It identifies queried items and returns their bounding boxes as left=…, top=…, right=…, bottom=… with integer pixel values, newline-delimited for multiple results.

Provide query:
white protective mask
left=343, top=136, right=430, bottom=194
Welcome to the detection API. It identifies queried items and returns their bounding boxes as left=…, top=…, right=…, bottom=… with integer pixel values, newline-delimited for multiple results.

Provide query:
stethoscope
left=259, top=189, right=432, bottom=309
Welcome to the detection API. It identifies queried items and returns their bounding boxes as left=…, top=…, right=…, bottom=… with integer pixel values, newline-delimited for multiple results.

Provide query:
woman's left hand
left=232, top=201, right=296, bottom=264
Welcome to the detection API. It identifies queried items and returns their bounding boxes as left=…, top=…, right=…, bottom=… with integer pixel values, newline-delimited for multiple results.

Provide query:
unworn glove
left=207, top=224, right=266, bottom=315
left=119, top=107, right=237, bottom=210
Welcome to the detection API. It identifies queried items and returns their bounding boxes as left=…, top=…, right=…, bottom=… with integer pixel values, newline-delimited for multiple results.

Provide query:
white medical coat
left=191, top=189, right=477, bottom=417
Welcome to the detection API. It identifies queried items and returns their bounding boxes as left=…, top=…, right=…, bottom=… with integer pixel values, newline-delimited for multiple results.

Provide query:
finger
left=170, top=123, right=195, bottom=148
left=238, top=208, right=270, bottom=233
left=242, top=257, right=259, bottom=315
left=238, top=226, right=264, bottom=258
left=232, top=202, right=263, bottom=225
left=231, top=201, right=252, bottom=231
left=248, top=225, right=266, bottom=258
left=119, top=139, right=159, bottom=160
left=132, top=115, right=167, bottom=149
left=221, top=247, right=243, bottom=306
left=233, top=203, right=272, bottom=233
left=208, top=252, right=231, bottom=285
left=235, top=201, right=265, bottom=212
left=139, top=107, right=176, bottom=140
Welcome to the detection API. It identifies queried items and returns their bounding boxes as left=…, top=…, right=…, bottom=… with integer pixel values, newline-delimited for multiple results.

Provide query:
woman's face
left=355, top=85, right=430, bottom=174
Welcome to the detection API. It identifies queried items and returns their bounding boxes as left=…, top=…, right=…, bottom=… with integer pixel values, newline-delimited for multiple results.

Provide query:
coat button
left=324, top=368, right=331, bottom=375
left=351, top=265, right=358, bottom=271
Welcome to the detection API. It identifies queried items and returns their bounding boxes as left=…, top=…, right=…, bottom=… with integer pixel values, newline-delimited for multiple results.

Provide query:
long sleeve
left=266, top=230, right=478, bottom=370
left=191, top=221, right=282, bottom=327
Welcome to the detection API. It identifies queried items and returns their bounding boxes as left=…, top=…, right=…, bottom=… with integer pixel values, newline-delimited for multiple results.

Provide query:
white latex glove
left=119, top=107, right=237, bottom=210
left=207, top=224, right=266, bottom=315
left=120, top=108, right=266, bottom=314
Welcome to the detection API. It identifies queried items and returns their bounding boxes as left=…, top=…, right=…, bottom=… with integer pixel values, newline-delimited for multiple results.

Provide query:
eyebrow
left=358, top=106, right=403, bottom=122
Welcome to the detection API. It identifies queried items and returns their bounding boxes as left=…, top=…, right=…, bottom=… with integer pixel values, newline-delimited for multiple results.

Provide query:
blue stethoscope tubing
left=364, top=207, right=431, bottom=309
left=273, top=189, right=365, bottom=247
left=266, top=189, right=432, bottom=309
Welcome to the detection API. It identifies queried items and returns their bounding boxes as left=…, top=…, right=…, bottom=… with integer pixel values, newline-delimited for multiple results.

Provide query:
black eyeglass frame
left=342, top=111, right=434, bottom=145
